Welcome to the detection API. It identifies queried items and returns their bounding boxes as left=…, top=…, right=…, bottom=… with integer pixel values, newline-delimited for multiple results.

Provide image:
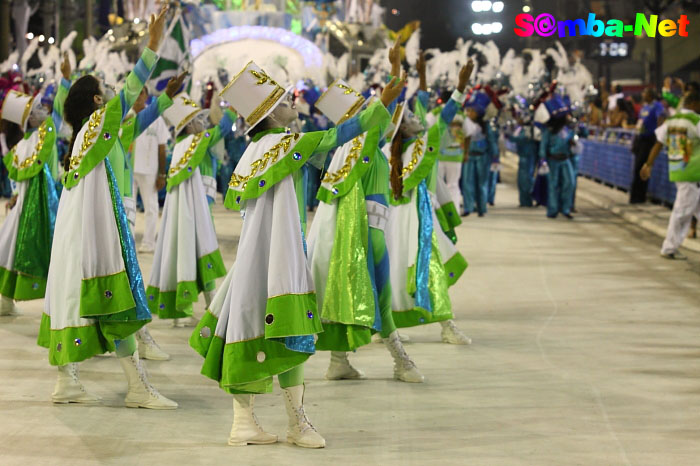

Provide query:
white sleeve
left=654, top=122, right=667, bottom=144
left=462, top=118, right=477, bottom=138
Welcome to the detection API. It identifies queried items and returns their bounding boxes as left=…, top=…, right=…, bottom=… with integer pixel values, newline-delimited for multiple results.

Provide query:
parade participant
left=508, top=120, right=538, bottom=207
left=462, top=91, right=498, bottom=217
left=630, top=88, right=665, bottom=204
left=0, top=54, right=71, bottom=316
left=128, top=89, right=170, bottom=253
left=538, top=95, right=575, bottom=219
left=384, top=53, right=472, bottom=345
left=189, top=61, right=402, bottom=448
left=117, top=73, right=186, bottom=360
left=640, top=91, right=700, bottom=260
left=487, top=118, right=501, bottom=207
left=38, top=7, right=178, bottom=409
left=309, top=61, right=424, bottom=383
left=146, top=92, right=233, bottom=325
left=434, top=97, right=466, bottom=210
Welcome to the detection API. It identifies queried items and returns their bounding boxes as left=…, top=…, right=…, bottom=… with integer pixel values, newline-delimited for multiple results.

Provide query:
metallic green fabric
left=321, top=182, right=375, bottom=327
left=427, top=232, right=452, bottom=316
left=14, top=173, right=51, bottom=278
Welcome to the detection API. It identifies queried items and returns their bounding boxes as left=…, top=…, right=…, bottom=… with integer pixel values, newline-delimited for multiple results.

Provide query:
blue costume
left=509, top=125, right=539, bottom=207
left=461, top=93, right=498, bottom=216
left=540, top=124, right=575, bottom=218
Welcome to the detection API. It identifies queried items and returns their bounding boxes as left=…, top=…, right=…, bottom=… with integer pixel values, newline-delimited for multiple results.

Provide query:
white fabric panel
left=0, top=179, right=26, bottom=270
left=385, top=189, right=419, bottom=313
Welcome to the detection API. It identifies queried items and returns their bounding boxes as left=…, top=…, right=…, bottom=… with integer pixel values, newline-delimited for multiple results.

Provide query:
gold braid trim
left=400, top=137, right=425, bottom=178
left=15, top=124, right=48, bottom=169
left=21, top=96, right=36, bottom=128
left=228, top=133, right=300, bottom=189
left=69, top=107, right=107, bottom=170
left=322, top=136, right=363, bottom=184
left=169, top=132, right=204, bottom=176
left=245, top=86, right=286, bottom=127
left=336, top=96, right=365, bottom=124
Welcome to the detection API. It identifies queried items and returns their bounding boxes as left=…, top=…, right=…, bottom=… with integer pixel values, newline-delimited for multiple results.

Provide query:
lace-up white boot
left=136, top=326, right=170, bottom=360
left=228, top=395, right=278, bottom=446
left=118, top=350, right=177, bottom=409
left=0, top=296, right=20, bottom=316
left=440, top=320, right=472, bottom=345
left=383, top=331, right=424, bottom=383
left=282, top=385, right=325, bottom=448
left=325, top=351, right=366, bottom=380
left=52, top=363, right=101, bottom=404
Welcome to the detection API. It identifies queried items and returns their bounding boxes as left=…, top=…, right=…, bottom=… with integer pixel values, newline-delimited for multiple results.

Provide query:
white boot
left=0, top=296, right=21, bottom=316
left=440, top=320, right=472, bottom=345
left=136, top=327, right=170, bottom=361
left=118, top=350, right=178, bottom=409
left=383, top=331, right=424, bottom=383
left=228, top=395, right=278, bottom=446
left=52, top=363, right=101, bottom=404
left=282, top=385, right=325, bottom=448
left=325, top=351, right=366, bottom=380
left=372, top=331, right=409, bottom=343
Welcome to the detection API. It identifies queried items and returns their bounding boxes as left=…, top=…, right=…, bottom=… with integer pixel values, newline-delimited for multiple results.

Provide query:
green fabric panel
left=320, top=183, right=376, bottom=328
left=0, top=266, right=17, bottom=299
left=263, top=292, right=322, bottom=338
left=197, top=249, right=227, bottom=285
left=444, top=253, right=468, bottom=287
left=316, top=128, right=379, bottom=203
left=62, top=98, right=122, bottom=190
left=146, top=284, right=194, bottom=319
left=7, top=119, right=57, bottom=182
left=14, top=273, right=46, bottom=300
left=37, top=313, right=117, bottom=366
left=14, top=173, right=51, bottom=279
left=166, top=129, right=213, bottom=190
left=314, top=323, right=372, bottom=352
left=79, top=270, right=136, bottom=317
left=439, top=201, right=462, bottom=230
left=224, top=132, right=325, bottom=211
left=200, top=335, right=311, bottom=393
left=391, top=307, right=453, bottom=329
left=189, top=309, right=219, bottom=357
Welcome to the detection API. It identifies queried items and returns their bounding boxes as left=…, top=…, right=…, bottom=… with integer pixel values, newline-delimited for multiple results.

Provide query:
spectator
left=630, top=88, right=665, bottom=203
left=608, top=98, right=636, bottom=128
left=607, top=84, right=624, bottom=112
left=587, top=97, right=604, bottom=126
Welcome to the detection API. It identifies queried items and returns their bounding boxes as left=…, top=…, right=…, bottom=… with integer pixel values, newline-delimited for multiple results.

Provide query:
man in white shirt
left=132, top=115, right=169, bottom=253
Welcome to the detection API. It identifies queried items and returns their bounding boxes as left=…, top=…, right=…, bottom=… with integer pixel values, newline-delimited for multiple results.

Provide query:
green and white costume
left=0, top=79, right=68, bottom=301
left=145, top=111, right=234, bottom=319
left=385, top=90, right=468, bottom=329
left=190, top=100, right=391, bottom=393
left=38, top=48, right=159, bottom=365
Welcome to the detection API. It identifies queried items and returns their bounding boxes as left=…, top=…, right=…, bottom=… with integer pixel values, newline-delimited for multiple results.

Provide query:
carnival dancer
left=308, top=42, right=424, bottom=383
left=189, top=61, right=402, bottom=448
left=461, top=91, right=498, bottom=217
left=38, top=7, right=178, bottom=409
left=117, top=72, right=186, bottom=359
left=640, top=91, right=700, bottom=260
left=384, top=52, right=473, bottom=345
left=508, top=120, right=538, bottom=207
left=0, top=54, right=71, bottom=316
left=537, top=94, right=575, bottom=219
left=146, top=92, right=232, bottom=325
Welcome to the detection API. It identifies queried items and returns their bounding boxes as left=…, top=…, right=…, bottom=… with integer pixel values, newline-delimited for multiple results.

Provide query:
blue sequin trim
left=415, top=181, right=433, bottom=312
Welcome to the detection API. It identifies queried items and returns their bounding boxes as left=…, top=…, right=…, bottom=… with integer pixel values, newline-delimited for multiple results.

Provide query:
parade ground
left=1, top=164, right=699, bottom=466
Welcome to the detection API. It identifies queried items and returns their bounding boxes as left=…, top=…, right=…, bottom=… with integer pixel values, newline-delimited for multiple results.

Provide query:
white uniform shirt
left=133, top=116, right=170, bottom=176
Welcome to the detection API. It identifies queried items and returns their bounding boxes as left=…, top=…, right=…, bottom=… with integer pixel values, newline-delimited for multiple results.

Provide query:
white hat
left=163, top=92, right=205, bottom=136
left=315, top=79, right=365, bottom=125
left=1, top=90, right=37, bottom=131
left=219, top=61, right=292, bottom=135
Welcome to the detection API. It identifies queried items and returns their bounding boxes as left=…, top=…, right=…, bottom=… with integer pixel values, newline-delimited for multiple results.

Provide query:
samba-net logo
left=514, top=13, right=690, bottom=38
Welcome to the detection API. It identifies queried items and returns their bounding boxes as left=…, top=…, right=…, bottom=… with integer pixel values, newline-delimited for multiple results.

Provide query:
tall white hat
left=315, top=79, right=365, bottom=125
left=162, top=92, right=205, bottom=136
left=1, top=90, right=37, bottom=131
left=219, top=61, right=292, bottom=134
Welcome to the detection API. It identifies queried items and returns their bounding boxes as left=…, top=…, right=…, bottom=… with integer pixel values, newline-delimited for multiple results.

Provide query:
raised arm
left=313, top=76, right=404, bottom=155
left=52, top=52, right=72, bottom=131
left=118, top=6, right=168, bottom=120
left=133, top=72, right=186, bottom=139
